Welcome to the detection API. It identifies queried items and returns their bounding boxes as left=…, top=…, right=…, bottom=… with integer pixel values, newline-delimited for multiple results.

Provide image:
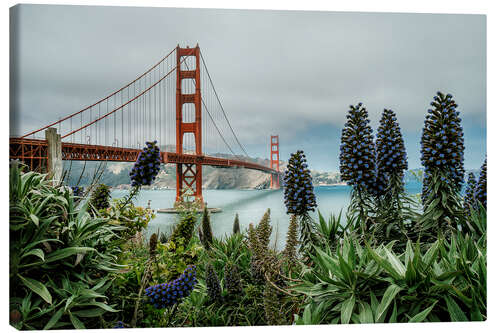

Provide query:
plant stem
left=119, top=186, right=140, bottom=211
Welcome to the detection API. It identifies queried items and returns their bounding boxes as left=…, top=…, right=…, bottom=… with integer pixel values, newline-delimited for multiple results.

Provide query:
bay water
left=111, top=181, right=422, bottom=250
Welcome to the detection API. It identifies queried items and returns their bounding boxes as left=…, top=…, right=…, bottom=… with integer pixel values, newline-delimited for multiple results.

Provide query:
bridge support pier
left=175, top=163, right=203, bottom=207
left=45, top=128, right=62, bottom=182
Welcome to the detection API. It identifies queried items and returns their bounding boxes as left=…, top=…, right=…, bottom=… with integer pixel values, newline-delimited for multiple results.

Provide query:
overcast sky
left=10, top=4, right=486, bottom=171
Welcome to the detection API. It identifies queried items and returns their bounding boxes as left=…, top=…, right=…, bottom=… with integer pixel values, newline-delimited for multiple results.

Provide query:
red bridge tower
left=175, top=45, right=203, bottom=206
left=270, top=135, right=280, bottom=189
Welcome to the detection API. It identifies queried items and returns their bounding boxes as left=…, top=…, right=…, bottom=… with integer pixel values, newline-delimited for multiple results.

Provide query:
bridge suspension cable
left=21, top=47, right=177, bottom=139
left=182, top=59, right=238, bottom=158
left=200, top=51, right=249, bottom=158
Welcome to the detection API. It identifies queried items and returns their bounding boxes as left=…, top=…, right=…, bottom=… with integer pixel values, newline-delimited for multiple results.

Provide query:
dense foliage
left=9, top=162, right=123, bottom=330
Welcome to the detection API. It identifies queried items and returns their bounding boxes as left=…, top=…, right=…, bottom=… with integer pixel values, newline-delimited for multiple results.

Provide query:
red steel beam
left=9, top=138, right=278, bottom=174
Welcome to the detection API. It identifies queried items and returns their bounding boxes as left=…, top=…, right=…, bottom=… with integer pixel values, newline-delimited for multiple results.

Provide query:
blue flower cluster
left=375, top=109, right=408, bottom=193
left=475, top=158, right=487, bottom=209
left=420, top=92, right=465, bottom=191
left=113, top=321, right=124, bottom=328
left=340, top=103, right=378, bottom=193
left=71, top=186, right=84, bottom=197
left=283, top=150, right=317, bottom=216
left=144, top=265, right=197, bottom=309
left=130, top=141, right=161, bottom=187
left=464, top=172, right=477, bottom=215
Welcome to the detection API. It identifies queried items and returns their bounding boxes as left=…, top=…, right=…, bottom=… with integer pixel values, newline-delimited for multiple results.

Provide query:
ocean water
left=111, top=181, right=422, bottom=250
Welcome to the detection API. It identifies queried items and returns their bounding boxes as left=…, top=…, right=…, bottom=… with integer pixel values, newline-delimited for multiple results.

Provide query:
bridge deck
left=9, top=138, right=278, bottom=174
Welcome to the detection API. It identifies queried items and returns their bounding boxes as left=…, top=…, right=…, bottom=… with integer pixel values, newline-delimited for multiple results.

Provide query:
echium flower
left=90, top=184, right=111, bottom=210
left=420, top=92, right=465, bottom=191
left=129, top=140, right=161, bottom=187
left=224, top=263, right=242, bottom=296
left=144, top=265, right=197, bottom=309
left=475, top=158, right=487, bottom=209
left=71, top=186, right=84, bottom=197
left=283, top=150, right=317, bottom=216
left=375, top=109, right=408, bottom=193
left=205, top=264, right=222, bottom=303
left=339, top=103, right=377, bottom=194
left=464, top=172, right=477, bottom=215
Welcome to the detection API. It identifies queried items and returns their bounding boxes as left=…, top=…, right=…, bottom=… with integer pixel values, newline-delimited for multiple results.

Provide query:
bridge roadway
left=9, top=138, right=278, bottom=174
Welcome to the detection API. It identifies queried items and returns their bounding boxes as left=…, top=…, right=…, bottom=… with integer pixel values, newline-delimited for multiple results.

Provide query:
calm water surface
left=111, top=181, right=422, bottom=250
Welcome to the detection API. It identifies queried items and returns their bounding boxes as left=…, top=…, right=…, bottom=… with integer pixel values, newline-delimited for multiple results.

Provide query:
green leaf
left=30, top=213, right=39, bottom=226
left=384, top=248, right=406, bottom=277
left=44, top=307, right=64, bottom=330
left=44, top=247, right=95, bottom=264
left=366, top=243, right=403, bottom=280
left=18, top=274, right=52, bottom=304
left=72, top=308, right=107, bottom=318
left=408, top=301, right=437, bottom=322
left=69, top=311, right=86, bottom=329
left=358, top=301, right=374, bottom=323
left=83, top=301, right=119, bottom=312
left=389, top=300, right=398, bottom=323
left=21, top=248, right=45, bottom=261
left=341, top=295, right=355, bottom=324
left=338, top=251, right=354, bottom=286
left=445, top=296, right=468, bottom=321
left=376, top=284, right=402, bottom=322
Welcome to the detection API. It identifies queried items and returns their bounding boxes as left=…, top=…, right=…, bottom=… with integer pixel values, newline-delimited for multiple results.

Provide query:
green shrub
left=293, top=230, right=486, bottom=324
left=103, top=198, right=155, bottom=239
left=9, top=163, right=123, bottom=330
left=169, top=211, right=196, bottom=249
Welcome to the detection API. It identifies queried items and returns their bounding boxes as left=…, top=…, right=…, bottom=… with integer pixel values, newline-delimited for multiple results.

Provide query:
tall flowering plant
left=375, top=109, right=408, bottom=194
left=419, top=92, right=465, bottom=234
left=340, top=103, right=377, bottom=193
left=372, top=109, right=410, bottom=240
left=463, top=172, right=477, bottom=217
left=475, top=158, right=487, bottom=210
left=120, top=140, right=161, bottom=209
left=283, top=150, right=318, bottom=259
left=339, top=103, right=378, bottom=230
left=283, top=150, right=317, bottom=216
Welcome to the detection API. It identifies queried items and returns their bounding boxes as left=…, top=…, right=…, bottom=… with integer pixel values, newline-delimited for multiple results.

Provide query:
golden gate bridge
left=9, top=44, right=281, bottom=206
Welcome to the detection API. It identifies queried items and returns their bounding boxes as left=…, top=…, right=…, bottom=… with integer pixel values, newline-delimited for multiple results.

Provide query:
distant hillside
left=62, top=156, right=342, bottom=190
